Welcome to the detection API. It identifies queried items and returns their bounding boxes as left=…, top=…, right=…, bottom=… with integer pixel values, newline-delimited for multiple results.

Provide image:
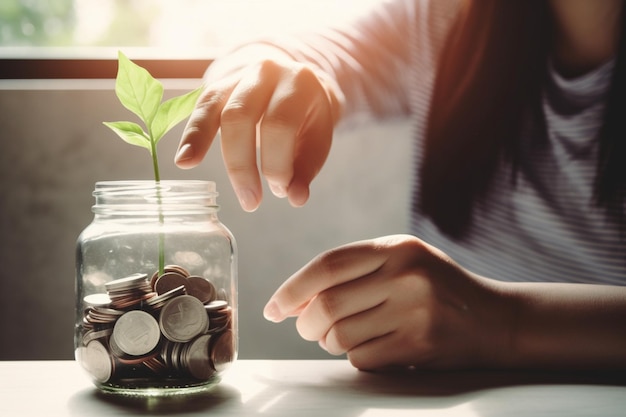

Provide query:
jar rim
left=93, top=180, right=218, bottom=197
left=92, top=180, right=219, bottom=215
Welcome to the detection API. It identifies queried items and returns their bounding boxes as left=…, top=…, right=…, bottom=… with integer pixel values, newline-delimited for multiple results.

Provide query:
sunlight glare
left=358, top=403, right=480, bottom=417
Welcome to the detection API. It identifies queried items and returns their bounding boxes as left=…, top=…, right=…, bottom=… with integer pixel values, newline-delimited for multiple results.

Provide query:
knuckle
left=315, top=291, right=340, bottom=322
left=261, top=165, right=291, bottom=183
left=327, top=323, right=352, bottom=353
left=261, top=112, right=298, bottom=136
left=315, top=247, right=347, bottom=279
left=256, top=58, right=280, bottom=75
left=292, top=64, right=321, bottom=89
left=220, top=103, right=253, bottom=127
left=195, top=88, right=229, bottom=116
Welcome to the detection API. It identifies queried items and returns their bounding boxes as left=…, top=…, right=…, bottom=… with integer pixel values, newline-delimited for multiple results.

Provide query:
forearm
left=500, top=281, right=626, bottom=370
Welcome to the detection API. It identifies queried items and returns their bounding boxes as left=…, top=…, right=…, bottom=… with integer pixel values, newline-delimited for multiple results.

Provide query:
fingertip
left=236, top=187, right=260, bottom=212
left=263, top=300, right=283, bottom=322
left=318, top=338, right=328, bottom=351
left=287, top=181, right=310, bottom=207
left=174, top=143, right=195, bottom=168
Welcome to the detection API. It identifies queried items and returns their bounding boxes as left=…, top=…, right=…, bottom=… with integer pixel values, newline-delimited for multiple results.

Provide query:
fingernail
left=236, top=188, right=258, bottom=212
left=263, top=301, right=282, bottom=322
left=174, top=143, right=193, bottom=164
left=318, top=338, right=328, bottom=351
left=288, top=183, right=309, bottom=207
left=269, top=182, right=287, bottom=198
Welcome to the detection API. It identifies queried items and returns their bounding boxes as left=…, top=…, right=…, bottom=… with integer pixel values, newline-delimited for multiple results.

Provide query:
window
left=0, top=0, right=381, bottom=79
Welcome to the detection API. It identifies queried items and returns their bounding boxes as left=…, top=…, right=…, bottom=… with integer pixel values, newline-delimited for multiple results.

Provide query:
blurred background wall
left=0, top=79, right=412, bottom=360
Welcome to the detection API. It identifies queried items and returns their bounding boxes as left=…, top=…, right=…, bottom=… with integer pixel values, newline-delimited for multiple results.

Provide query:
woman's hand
left=263, top=234, right=513, bottom=371
left=175, top=46, right=342, bottom=212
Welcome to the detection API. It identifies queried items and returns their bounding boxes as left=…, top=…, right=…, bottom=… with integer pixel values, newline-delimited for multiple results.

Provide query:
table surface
left=1, top=360, right=626, bottom=417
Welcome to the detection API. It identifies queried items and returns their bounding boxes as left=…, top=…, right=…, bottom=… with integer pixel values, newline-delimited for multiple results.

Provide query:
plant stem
left=151, top=140, right=165, bottom=276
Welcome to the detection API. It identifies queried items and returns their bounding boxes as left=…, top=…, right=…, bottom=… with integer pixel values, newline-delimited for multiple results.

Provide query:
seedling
left=104, top=51, right=202, bottom=273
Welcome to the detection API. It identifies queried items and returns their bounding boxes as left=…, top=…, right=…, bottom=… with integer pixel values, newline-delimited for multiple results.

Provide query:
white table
left=1, top=360, right=625, bottom=417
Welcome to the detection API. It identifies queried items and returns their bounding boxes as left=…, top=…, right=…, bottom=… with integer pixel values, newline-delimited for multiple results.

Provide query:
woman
left=175, top=0, right=626, bottom=370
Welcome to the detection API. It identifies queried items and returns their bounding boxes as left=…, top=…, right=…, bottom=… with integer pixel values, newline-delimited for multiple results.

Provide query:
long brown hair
left=419, top=0, right=626, bottom=238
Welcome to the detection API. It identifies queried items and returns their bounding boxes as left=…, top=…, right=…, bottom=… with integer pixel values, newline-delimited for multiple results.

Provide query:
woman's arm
left=263, top=234, right=626, bottom=371
left=503, top=281, right=626, bottom=370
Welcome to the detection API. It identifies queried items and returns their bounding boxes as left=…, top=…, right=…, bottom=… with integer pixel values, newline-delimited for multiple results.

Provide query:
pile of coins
left=76, top=265, right=235, bottom=386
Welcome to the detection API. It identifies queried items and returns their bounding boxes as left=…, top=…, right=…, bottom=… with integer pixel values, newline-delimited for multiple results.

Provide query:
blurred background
left=0, top=0, right=412, bottom=361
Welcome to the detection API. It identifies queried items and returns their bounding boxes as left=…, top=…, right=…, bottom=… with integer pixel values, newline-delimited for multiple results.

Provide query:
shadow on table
left=66, top=367, right=626, bottom=417
left=245, top=366, right=626, bottom=417
left=340, top=367, right=626, bottom=397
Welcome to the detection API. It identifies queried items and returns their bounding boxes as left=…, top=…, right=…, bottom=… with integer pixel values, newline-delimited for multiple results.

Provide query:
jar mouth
left=94, top=180, right=217, bottom=196
left=92, top=180, right=219, bottom=215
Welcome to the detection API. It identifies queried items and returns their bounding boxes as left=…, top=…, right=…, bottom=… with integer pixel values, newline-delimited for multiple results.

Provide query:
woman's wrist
left=485, top=280, right=626, bottom=370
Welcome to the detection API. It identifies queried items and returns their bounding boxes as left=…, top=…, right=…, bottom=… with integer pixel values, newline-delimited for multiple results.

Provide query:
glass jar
left=74, top=180, right=237, bottom=396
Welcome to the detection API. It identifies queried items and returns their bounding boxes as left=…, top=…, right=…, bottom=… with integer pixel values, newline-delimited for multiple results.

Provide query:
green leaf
left=103, top=121, right=152, bottom=152
left=115, top=51, right=164, bottom=127
left=151, top=87, right=203, bottom=143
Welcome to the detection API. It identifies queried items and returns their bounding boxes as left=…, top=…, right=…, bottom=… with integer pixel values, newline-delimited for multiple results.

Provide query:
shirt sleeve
left=266, top=0, right=415, bottom=119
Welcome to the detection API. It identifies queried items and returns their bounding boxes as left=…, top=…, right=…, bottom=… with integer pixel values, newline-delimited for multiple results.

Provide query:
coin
left=208, top=306, right=232, bottom=333
left=154, top=271, right=189, bottom=295
left=164, top=264, right=190, bottom=277
left=210, top=330, right=235, bottom=373
left=112, top=310, right=161, bottom=356
left=186, top=276, right=217, bottom=304
left=82, top=328, right=113, bottom=345
left=105, top=273, right=149, bottom=292
left=159, top=295, right=208, bottom=343
left=83, top=293, right=112, bottom=307
left=80, top=264, right=235, bottom=384
left=146, top=285, right=186, bottom=311
left=80, top=340, right=113, bottom=383
left=143, top=356, right=168, bottom=375
left=184, top=334, right=214, bottom=380
left=205, top=300, right=228, bottom=312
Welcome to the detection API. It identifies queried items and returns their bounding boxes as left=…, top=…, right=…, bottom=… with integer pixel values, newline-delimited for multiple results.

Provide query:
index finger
left=263, top=238, right=390, bottom=322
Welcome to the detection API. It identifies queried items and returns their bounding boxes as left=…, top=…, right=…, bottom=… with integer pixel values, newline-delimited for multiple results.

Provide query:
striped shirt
left=271, top=0, right=626, bottom=285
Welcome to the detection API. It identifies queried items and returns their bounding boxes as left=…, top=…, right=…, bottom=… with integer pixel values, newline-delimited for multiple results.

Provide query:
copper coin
left=143, top=356, right=168, bottom=374
left=210, top=330, right=235, bottom=373
left=164, top=264, right=190, bottom=278
left=154, top=272, right=189, bottom=295
left=186, top=276, right=217, bottom=304
left=149, top=270, right=160, bottom=291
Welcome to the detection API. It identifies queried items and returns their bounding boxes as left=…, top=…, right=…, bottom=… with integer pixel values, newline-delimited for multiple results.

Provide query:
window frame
left=0, top=57, right=211, bottom=79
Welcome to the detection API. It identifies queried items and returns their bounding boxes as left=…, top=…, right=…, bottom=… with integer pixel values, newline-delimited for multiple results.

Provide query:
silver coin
left=79, top=340, right=113, bottom=383
left=83, top=293, right=112, bottom=307
left=184, top=334, right=214, bottom=380
left=105, top=273, right=149, bottom=292
left=82, top=328, right=113, bottom=345
left=112, top=310, right=160, bottom=356
left=159, top=295, right=208, bottom=343
left=205, top=300, right=228, bottom=312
